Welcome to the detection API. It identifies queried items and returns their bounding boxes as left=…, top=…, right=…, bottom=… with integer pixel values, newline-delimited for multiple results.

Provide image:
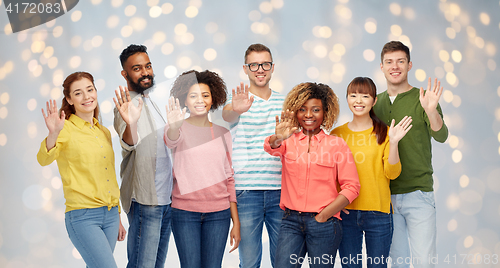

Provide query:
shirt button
left=96, top=136, right=98, bottom=138
left=108, top=191, right=110, bottom=193
left=107, top=180, right=109, bottom=182
left=105, top=168, right=107, bottom=170
left=104, top=156, right=106, bottom=158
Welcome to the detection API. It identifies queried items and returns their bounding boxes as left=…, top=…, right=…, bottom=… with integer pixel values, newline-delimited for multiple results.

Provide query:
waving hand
left=113, top=86, right=143, bottom=125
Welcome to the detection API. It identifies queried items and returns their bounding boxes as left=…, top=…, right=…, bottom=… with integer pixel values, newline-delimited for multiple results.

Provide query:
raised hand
left=166, top=97, right=187, bottom=130
left=232, top=82, right=254, bottom=114
left=42, top=99, right=65, bottom=134
left=419, top=78, right=443, bottom=113
left=275, top=109, right=298, bottom=141
left=113, top=86, right=143, bottom=125
left=388, top=116, right=413, bottom=144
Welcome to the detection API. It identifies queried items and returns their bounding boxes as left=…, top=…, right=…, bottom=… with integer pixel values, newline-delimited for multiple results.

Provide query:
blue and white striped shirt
left=227, top=90, right=285, bottom=189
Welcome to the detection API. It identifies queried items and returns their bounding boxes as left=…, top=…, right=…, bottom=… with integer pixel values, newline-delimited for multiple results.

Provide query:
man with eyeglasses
left=223, top=43, right=285, bottom=268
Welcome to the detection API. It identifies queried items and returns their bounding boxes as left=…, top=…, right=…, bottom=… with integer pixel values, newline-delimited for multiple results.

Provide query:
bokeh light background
left=0, top=0, right=499, bottom=267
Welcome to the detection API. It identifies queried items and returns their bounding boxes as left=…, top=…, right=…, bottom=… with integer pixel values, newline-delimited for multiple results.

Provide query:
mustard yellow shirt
left=330, top=123, right=401, bottom=213
left=37, top=114, right=120, bottom=213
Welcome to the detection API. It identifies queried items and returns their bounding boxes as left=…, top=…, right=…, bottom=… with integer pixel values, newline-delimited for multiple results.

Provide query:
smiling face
left=347, top=92, right=376, bottom=118
left=296, top=98, right=324, bottom=137
left=243, top=51, right=274, bottom=89
left=380, top=50, right=412, bottom=87
left=185, top=83, right=213, bottom=117
left=66, top=78, right=98, bottom=119
left=121, top=52, right=155, bottom=93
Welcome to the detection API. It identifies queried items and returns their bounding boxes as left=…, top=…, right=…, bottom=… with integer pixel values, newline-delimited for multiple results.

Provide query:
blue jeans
left=171, top=208, right=231, bottom=268
left=274, top=209, right=341, bottom=268
left=390, top=191, right=436, bottom=268
left=236, top=190, right=282, bottom=268
left=65, top=206, right=119, bottom=268
left=126, top=201, right=172, bottom=268
left=338, top=210, right=393, bottom=268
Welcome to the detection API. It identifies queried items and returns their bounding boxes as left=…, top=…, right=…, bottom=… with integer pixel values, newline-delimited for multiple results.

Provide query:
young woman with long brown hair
left=37, top=72, right=126, bottom=268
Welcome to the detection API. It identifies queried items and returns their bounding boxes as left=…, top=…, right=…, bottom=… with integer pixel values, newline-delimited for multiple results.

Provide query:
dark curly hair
left=120, top=44, right=147, bottom=68
left=283, top=82, right=339, bottom=130
left=170, top=70, right=227, bottom=111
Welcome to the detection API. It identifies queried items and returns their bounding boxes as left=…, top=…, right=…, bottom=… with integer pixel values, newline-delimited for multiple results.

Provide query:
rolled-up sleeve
left=163, top=125, right=183, bottom=149
left=37, top=127, right=69, bottom=166
left=428, top=104, right=448, bottom=143
left=263, top=135, right=286, bottom=157
left=383, top=141, right=402, bottom=180
left=113, top=107, right=141, bottom=151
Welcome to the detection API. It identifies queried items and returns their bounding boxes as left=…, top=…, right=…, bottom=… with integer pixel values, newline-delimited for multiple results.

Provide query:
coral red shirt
left=264, top=130, right=360, bottom=219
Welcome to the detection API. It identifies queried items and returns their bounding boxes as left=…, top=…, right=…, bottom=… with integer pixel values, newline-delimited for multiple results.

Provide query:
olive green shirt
left=373, top=87, right=448, bottom=194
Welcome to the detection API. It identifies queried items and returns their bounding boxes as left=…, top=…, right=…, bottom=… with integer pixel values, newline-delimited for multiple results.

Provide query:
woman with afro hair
left=264, top=82, right=360, bottom=267
left=163, top=70, right=240, bottom=267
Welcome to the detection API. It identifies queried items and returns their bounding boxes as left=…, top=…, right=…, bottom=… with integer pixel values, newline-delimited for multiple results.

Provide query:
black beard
left=127, top=74, right=155, bottom=94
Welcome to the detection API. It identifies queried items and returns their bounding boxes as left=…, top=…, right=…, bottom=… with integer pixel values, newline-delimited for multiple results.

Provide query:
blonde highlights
left=283, top=82, right=339, bottom=131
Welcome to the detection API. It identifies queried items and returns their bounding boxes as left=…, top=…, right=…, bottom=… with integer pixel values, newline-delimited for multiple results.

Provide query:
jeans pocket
left=368, top=210, right=389, bottom=216
left=417, top=190, right=435, bottom=208
left=314, top=215, right=333, bottom=223
left=68, top=208, right=89, bottom=220
left=236, top=190, right=247, bottom=199
left=282, top=211, right=290, bottom=220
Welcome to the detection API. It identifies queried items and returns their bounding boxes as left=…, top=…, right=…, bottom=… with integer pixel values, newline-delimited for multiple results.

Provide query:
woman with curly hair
left=163, top=70, right=240, bottom=267
left=264, top=82, right=360, bottom=267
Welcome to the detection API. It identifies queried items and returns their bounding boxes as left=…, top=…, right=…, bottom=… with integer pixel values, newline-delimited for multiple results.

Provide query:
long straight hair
left=346, top=77, right=387, bottom=145
left=60, top=72, right=100, bottom=122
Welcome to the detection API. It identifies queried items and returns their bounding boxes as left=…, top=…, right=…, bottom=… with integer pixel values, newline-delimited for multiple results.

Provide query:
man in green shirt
left=373, top=41, right=448, bottom=268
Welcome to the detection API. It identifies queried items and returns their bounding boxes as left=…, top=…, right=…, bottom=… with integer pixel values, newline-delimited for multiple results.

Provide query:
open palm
left=114, top=86, right=143, bottom=125
left=388, top=116, right=413, bottom=144
left=42, top=100, right=65, bottom=134
left=232, top=82, right=254, bottom=114
left=275, top=110, right=298, bottom=141
left=419, top=77, right=443, bottom=112
left=166, top=97, right=187, bottom=130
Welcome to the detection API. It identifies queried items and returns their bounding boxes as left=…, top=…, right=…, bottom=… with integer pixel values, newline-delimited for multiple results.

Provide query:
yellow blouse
left=330, top=123, right=401, bottom=213
left=37, top=114, right=120, bottom=213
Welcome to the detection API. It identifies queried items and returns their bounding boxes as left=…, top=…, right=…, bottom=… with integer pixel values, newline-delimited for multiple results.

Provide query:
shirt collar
left=297, top=129, right=326, bottom=142
left=69, top=114, right=100, bottom=129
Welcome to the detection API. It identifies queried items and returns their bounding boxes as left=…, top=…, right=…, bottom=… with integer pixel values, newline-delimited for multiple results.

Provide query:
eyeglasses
left=246, top=62, right=273, bottom=72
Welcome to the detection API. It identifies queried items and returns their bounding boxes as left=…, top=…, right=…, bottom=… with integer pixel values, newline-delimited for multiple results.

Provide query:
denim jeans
left=65, top=206, right=119, bottom=268
left=274, top=209, right=341, bottom=268
left=236, top=190, right=282, bottom=268
left=338, top=210, right=393, bottom=268
left=171, top=208, right=231, bottom=267
left=126, top=201, right=172, bottom=268
left=389, top=191, right=436, bottom=268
